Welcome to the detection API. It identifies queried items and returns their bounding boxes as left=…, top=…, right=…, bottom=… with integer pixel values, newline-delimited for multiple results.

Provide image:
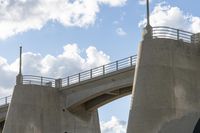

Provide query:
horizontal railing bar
left=153, top=26, right=193, bottom=34
left=153, top=32, right=178, bottom=36
left=152, top=26, right=196, bottom=43
left=21, top=55, right=136, bottom=88
left=23, top=75, right=55, bottom=80
left=153, top=30, right=177, bottom=34
left=0, top=96, right=11, bottom=100
left=0, top=95, right=12, bottom=106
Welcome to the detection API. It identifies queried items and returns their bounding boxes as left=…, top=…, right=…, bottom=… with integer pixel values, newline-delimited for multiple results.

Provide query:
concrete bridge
left=0, top=55, right=136, bottom=132
left=1, top=25, right=200, bottom=133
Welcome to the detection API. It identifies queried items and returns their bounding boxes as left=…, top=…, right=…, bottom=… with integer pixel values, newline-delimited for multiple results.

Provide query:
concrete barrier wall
left=3, top=85, right=100, bottom=133
left=127, top=38, right=200, bottom=133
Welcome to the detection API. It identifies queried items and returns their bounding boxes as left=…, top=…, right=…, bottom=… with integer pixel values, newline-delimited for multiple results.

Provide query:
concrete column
left=55, top=78, right=62, bottom=88
left=127, top=38, right=200, bottom=133
left=3, top=85, right=100, bottom=133
left=191, top=33, right=200, bottom=46
left=16, top=74, right=23, bottom=85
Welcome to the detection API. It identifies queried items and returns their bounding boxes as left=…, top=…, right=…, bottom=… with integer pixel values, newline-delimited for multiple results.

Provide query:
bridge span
left=0, top=55, right=136, bottom=132
left=1, top=26, right=200, bottom=133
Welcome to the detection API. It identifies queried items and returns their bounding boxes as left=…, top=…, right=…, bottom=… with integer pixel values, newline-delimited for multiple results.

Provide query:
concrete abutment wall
left=3, top=85, right=100, bottom=133
left=127, top=38, right=200, bottom=133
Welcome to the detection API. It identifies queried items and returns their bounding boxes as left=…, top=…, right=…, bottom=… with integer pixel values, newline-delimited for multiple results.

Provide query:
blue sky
left=0, top=0, right=199, bottom=132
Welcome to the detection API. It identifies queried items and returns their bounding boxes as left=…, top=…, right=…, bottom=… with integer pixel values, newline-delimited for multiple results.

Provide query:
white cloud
left=98, top=0, right=126, bottom=7
left=0, top=0, right=127, bottom=40
left=138, top=2, right=200, bottom=33
left=0, top=57, right=17, bottom=97
left=116, top=27, right=127, bottom=36
left=11, top=44, right=110, bottom=77
left=101, top=116, right=127, bottom=133
left=139, top=0, right=152, bottom=5
left=0, top=57, right=16, bottom=88
left=0, top=44, right=110, bottom=97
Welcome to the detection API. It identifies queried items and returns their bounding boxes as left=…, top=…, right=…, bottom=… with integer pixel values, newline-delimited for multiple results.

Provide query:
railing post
left=16, top=74, right=23, bottom=85
left=130, top=56, right=133, bottom=66
left=103, top=65, right=105, bottom=75
left=78, top=73, right=81, bottom=83
left=90, top=69, right=92, bottom=78
left=5, top=97, right=7, bottom=104
left=55, top=78, right=62, bottom=88
left=41, top=76, right=43, bottom=86
left=116, top=61, right=118, bottom=71
left=67, top=77, right=69, bottom=86
left=177, top=29, right=180, bottom=40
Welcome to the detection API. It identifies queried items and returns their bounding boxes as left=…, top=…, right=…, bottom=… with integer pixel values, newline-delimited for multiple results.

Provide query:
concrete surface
left=60, top=67, right=135, bottom=112
left=3, top=85, right=100, bottom=133
left=3, top=31, right=200, bottom=133
left=0, top=105, right=8, bottom=133
left=1, top=66, right=135, bottom=132
left=127, top=38, right=200, bottom=133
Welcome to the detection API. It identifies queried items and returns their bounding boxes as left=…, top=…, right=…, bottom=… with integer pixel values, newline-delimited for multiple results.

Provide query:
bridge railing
left=23, top=75, right=56, bottom=87
left=62, top=55, right=137, bottom=86
left=20, top=55, right=137, bottom=88
left=152, top=26, right=195, bottom=43
left=0, top=95, right=12, bottom=106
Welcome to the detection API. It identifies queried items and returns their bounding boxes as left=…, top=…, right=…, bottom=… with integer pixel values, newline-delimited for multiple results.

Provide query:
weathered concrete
left=60, top=67, right=134, bottom=112
left=3, top=85, right=100, bottom=133
left=0, top=105, right=8, bottom=133
left=127, top=38, right=200, bottom=133
left=0, top=105, right=8, bottom=124
left=0, top=66, right=135, bottom=132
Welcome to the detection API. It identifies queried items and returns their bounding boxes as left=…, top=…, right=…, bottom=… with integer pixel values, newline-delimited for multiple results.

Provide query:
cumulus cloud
left=0, top=0, right=127, bottom=40
left=116, top=27, right=127, bottom=36
left=101, top=116, right=127, bottom=133
left=0, top=57, right=17, bottom=97
left=98, top=0, right=126, bottom=7
left=0, top=44, right=110, bottom=96
left=138, top=2, right=200, bottom=33
left=139, top=0, right=152, bottom=5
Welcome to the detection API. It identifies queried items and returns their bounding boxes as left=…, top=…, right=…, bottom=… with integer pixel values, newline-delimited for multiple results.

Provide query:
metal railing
left=23, top=75, right=56, bottom=87
left=0, top=95, right=12, bottom=106
left=191, top=33, right=200, bottom=44
left=152, top=26, right=195, bottom=43
left=0, top=56, right=136, bottom=107
left=62, top=55, right=137, bottom=86
left=21, top=55, right=137, bottom=88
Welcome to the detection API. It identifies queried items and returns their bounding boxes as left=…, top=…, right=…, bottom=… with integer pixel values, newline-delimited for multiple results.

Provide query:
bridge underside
left=0, top=121, right=4, bottom=133
left=61, top=67, right=134, bottom=114
left=84, top=86, right=132, bottom=111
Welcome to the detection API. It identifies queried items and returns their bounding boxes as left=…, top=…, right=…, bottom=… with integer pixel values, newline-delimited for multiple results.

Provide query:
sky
left=0, top=0, right=199, bottom=132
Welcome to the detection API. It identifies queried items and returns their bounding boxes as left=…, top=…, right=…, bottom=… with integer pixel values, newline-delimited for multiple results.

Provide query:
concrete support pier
left=3, top=85, right=100, bottom=133
left=127, top=38, right=200, bottom=133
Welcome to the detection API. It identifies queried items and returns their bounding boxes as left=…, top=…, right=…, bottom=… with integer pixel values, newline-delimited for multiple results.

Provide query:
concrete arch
left=60, top=66, right=135, bottom=113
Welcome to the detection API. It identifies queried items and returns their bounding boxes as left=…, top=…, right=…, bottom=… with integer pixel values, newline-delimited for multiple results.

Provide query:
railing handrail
left=23, top=75, right=55, bottom=80
left=152, top=26, right=196, bottom=43
left=62, top=55, right=137, bottom=79
left=0, top=95, right=12, bottom=107
left=22, top=55, right=137, bottom=88
left=153, top=26, right=194, bottom=34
